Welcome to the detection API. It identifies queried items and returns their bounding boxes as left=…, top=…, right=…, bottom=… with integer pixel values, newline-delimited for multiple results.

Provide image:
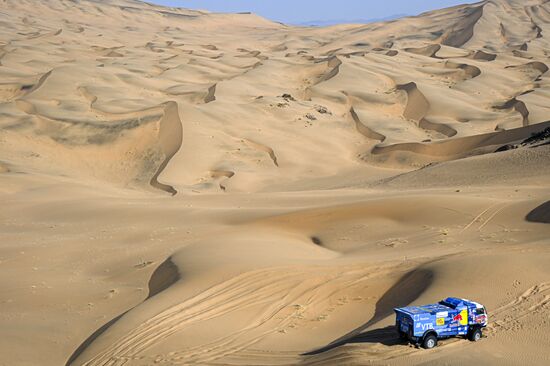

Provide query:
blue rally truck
left=394, top=297, right=488, bottom=349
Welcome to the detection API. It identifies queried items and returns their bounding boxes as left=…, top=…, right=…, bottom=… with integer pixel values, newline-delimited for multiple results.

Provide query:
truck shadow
left=304, top=325, right=405, bottom=356
left=303, top=268, right=433, bottom=355
left=344, top=325, right=405, bottom=346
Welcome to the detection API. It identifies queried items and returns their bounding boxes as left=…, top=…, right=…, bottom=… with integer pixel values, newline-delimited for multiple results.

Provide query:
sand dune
left=149, top=101, right=183, bottom=195
left=404, top=44, right=442, bottom=58
left=396, top=82, right=430, bottom=122
left=370, top=120, right=550, bottom=166
left=1, top=0, right=549, bottom=365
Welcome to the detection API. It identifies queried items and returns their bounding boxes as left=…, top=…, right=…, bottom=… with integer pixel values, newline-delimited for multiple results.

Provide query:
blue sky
left=150, top=1, right=477, bottom=24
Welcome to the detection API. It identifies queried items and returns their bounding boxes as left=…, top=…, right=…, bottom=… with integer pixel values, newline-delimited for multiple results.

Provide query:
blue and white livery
left=394, top=297, right=488, bottom=349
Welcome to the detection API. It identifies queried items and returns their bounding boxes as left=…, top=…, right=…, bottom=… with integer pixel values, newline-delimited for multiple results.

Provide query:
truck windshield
left=475, top=308, right=486, bottom=315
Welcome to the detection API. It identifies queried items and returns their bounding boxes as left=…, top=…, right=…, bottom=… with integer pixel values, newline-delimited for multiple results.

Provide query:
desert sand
left=1, top=0, right=550, bottom=365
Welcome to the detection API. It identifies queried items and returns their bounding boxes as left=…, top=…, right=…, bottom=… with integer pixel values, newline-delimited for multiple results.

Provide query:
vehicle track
left=78, top=265, right=380, bottom=366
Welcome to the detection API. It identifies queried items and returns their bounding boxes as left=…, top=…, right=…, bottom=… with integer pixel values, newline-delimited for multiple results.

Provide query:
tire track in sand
left=487, top=282, right=550, bottom=335
left=75, top=265, right=381, bottom=366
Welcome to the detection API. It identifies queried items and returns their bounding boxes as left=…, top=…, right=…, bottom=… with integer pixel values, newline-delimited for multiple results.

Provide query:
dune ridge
left=396, top=82, right=430, bottom=123
left=149, top=101, right=183, bottom=195
left=371, top=120, right=550, bottom=159
left=441, top=2, right=485, bottom=47
left=349, top=107, right=386, bottom=142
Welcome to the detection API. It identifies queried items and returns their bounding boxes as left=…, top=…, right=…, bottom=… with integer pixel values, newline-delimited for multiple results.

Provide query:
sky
left=150, top=1, right=476, bottom=25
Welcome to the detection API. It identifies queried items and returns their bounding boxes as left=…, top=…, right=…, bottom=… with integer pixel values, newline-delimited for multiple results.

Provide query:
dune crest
left=149, top=101, right=183, bottom=195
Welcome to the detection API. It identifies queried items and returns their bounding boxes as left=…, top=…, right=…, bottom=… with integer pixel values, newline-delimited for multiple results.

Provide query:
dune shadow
left=303, top=268, right=433, bottom=355
left=147, top=256, right=180, bottom=297
left=65, top=257, right=180, bottom=365
left=526, top=201, right=550, bottom=224
left=65, top=311, right=128, bottom=366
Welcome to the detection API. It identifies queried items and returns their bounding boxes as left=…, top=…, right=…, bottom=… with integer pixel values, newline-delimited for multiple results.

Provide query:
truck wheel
left=422, top=334, right=438, bottom=349
left=398, top=331, right=407, bottom=340
left=469, top=328, right=482, bottom=342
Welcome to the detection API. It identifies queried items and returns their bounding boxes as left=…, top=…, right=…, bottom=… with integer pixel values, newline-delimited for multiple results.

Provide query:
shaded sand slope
left=0, top=1, right=549, bottom=366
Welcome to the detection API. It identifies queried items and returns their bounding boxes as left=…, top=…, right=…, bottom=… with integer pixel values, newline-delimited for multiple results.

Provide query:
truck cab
left=394, top=297, right=487, bottom=349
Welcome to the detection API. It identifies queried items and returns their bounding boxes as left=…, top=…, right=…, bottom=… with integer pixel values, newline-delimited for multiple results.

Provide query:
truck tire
left=422, top=334, right=438, bottom=349
left=398, top=331, right=407, bottom=340
left=469, top=328, right=482, bottom=342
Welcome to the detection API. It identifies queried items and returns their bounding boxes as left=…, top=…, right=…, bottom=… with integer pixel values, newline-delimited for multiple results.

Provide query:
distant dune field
left=0, top=0, right=549, bottom=365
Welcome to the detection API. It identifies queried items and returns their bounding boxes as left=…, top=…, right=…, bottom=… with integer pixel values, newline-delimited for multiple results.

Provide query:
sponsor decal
left=414, top=314, right=431, bottom=322
left=452, top=309, right=468, bottom=326
left=417, top=323, right=434, bottom=331
left=436, top=318, right=445, bottom=326
left=436, top=311, right=448, bottom=318
left=460, top=309, right=468, bottom=325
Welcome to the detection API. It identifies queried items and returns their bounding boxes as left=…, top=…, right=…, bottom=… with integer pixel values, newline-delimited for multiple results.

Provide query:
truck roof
left=395, top=303, right=451, bottom=316
left=442, top=297, right=483, bottom=309
left=394, top=297, right=482, bottom=316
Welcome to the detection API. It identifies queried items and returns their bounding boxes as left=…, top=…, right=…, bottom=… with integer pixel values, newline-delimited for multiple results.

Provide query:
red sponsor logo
left=453, top=314, right=463, bottom=322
